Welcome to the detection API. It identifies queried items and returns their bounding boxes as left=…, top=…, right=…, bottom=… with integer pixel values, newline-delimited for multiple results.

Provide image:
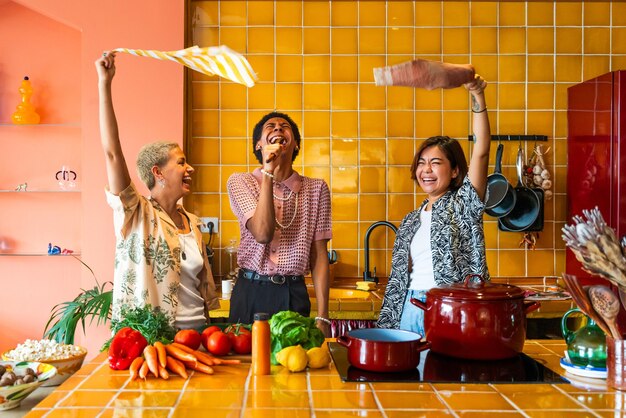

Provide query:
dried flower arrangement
left=561, top=207, right=626, bottom=339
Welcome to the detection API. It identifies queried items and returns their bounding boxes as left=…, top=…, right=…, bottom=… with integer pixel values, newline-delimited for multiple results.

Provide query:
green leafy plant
left=102, top=304, right=176, bottom=351
left=43, top=256, right=113, bottom=345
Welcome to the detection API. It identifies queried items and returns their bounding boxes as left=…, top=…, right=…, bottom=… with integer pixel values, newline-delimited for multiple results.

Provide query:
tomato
left=229, top=331, right=252, bottom=354
left=224, top=323, right=251, bottom=335
left=224, top=323, right=252, bottom=354
left=174, top=329, right=202, bottom=350
left=201, top=325, right=222, bottom=351
left=207, top=331, right=232, bottom=356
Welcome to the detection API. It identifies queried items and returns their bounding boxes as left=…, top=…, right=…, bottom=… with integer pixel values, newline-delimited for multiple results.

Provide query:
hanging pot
left=498, top=147, right=541, bottom=232
left=485, top=143, right=517, bottom=218
left=411, top=274, right=540, bottom=360
left=336, top=328, right=431, bottom=372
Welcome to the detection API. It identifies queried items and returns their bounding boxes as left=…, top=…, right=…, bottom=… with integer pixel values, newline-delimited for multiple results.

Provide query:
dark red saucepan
left=336, top=328, right=431, bottom=372
left=411, top=275, right=540, bottom=360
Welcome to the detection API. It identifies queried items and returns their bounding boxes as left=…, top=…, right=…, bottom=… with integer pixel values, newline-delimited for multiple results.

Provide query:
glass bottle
left=225, top=238, right=238, bottom=280
left=561, top=308, right=607, bottom=368
left=252, top=312, right=271, bottom=375
left=12, top=76, right=40, bottom=125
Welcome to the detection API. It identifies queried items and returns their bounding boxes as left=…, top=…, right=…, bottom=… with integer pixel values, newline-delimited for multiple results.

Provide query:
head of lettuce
left=269, top=311, right=325, bottom=365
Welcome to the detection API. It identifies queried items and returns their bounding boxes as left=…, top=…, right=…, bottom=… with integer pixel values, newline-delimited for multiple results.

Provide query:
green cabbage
left=269, top=311, right=325, bottom=364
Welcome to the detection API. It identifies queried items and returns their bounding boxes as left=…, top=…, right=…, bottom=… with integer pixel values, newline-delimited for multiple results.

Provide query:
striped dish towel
left=113, top=45, right=257, bottom=87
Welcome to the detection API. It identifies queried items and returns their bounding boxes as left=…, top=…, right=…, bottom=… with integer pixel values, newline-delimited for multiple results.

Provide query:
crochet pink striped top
left=227, top=168, right=332, bottom=276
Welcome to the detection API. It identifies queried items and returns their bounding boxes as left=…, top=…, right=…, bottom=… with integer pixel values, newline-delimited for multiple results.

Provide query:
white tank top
left=175, top=231, right=206, bottom=329
left=408, top=209, right=436, bottom=290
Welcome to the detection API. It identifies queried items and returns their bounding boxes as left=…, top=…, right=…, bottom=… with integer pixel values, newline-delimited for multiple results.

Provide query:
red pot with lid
left=411, top=274, right=540, bottom=360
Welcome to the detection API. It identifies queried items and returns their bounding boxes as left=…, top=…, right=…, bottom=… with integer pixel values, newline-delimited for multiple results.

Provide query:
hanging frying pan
left=498, top=147, right=541, bottom=232
left=485, top=144, right=517, bottom=218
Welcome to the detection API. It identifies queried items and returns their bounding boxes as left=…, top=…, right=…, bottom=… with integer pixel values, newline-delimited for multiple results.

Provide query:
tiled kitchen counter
left=24, top=340, right=625, bottom=417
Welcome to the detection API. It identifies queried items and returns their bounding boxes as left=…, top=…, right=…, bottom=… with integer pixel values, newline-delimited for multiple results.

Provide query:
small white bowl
left=0, top=361, right=57, bottom=410
left=2, top=346, right=87, bottom=386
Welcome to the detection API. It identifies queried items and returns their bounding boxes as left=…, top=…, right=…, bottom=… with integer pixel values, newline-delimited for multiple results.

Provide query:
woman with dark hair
left=227, top=112, right=332, bottom=335
left=377, top=75, right=491, bottom=335
left=96, top=51, right=219, bottom=328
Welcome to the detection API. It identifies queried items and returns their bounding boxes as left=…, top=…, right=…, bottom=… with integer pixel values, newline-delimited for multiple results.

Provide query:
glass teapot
left=561, top=308, right=607, bottom=368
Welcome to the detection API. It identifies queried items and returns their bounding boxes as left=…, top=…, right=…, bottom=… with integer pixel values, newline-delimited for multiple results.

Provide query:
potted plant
left=43, top=256, right=113, bottom=345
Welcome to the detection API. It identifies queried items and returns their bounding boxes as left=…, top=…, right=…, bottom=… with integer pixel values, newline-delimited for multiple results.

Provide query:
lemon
left=306, top=347, right=331, bottom=369
left=275, top=345, right=308, bottom=372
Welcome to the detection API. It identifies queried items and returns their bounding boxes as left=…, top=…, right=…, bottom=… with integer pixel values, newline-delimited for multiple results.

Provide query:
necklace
left=275, top=192, right=298, bottom=230
left=180, top=234, right=186, bottom=260
left=273, top=188, right=293, bottom=201
left=176, top=213, right=187, bottom=260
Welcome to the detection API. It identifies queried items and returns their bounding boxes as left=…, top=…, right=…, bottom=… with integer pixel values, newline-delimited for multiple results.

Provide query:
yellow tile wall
left=186, top=0, right=626, bottom=281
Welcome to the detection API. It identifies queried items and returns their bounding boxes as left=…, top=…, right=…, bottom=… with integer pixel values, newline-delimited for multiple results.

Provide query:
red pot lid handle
left=428, top=274, right=526, bottom=300
left=463, top=274, right=486, bottom=288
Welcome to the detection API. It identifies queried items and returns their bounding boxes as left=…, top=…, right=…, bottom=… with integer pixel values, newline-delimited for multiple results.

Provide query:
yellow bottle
left=12, top=76, right=40, bottom=124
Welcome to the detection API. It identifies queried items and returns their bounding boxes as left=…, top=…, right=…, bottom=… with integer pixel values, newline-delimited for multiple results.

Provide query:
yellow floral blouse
left=106, top=183, right=219, bottom=325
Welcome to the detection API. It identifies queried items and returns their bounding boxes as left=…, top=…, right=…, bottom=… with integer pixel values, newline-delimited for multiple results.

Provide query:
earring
left=295, top=146, right=300, bottom=151
left=158, top=178, right=166, bottom=188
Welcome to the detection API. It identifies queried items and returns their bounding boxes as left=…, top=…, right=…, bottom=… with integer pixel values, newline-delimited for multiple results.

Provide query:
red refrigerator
left=567, top=70, right=626, bottom=285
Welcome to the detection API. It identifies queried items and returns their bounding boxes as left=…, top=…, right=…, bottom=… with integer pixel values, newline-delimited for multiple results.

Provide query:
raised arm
left=245, top=142, right=285, bottom=243
left=465, top=75, right=490, bottom=201
left=95, top=51, right=131, bottom=195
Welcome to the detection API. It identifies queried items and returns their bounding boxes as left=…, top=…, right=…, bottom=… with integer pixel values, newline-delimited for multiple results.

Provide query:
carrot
left=183, top=360, right=214, bottom=375
left=214, top=358, right=241, bottom=365
left=154, top=341, right=167, bottom=368
left=129, top=357, right=144, bottom=381
left=171, top=342, right=195, bottom=354
left=139, top=359, right=150, bottom=379
left=166, top=356, right=188, bottom=379
left=165, top=344, right=198, bottom=363
left=143, top=345, right=159, bottom=377
left=158, top=364, right=169, bottom=380
left=192, top=350, right=216, bottom=366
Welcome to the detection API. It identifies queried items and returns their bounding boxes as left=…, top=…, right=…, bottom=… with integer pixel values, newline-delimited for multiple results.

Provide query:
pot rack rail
left=468, top=134, right=548, bottom=142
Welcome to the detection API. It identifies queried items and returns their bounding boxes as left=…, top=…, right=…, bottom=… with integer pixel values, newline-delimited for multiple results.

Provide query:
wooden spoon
left=587, top=285, right=623, bottom=339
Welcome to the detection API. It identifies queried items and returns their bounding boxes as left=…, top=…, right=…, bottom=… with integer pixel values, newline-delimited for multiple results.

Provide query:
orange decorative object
left=11, top=76, right=40, bottom=124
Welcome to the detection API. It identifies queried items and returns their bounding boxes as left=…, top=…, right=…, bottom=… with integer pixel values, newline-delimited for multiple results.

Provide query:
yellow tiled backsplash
left=185, top=1, right=626, bottom=280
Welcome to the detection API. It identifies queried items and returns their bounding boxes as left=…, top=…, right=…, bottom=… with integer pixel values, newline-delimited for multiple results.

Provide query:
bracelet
left=471, top=107, right=488, bottom=113
left=260, top=169, right=274, bottom=179
left=315, top=316, right=332, bottom=325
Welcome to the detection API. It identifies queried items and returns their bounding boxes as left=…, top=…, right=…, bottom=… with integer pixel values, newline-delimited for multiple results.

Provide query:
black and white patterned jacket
left=377, top=176, right=489, bottom=329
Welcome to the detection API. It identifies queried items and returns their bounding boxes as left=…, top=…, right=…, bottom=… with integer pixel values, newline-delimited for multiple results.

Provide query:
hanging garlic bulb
left=530, top=144, right=553, bottom=199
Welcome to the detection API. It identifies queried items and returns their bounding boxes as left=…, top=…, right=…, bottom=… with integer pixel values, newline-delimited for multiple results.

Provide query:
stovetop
left=328, top=342, right=566, bottom=384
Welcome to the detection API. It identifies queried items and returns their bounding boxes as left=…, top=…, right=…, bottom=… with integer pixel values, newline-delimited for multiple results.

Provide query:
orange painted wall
left=186, top=1, right=626, bottom=282
left=0, top=0, right=184, bottom=359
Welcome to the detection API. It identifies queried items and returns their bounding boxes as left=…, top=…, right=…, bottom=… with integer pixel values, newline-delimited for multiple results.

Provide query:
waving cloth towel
left=113, top=45, right=257, bottom=87
left=374, top=59, right=474, bottom=90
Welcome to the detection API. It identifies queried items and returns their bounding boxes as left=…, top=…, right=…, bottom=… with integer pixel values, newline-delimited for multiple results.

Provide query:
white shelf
left=0, top=190, right=81, bottom=193
left=0, top=123, right=80, bottom=127
left=0, top=253, right=81, bottom=257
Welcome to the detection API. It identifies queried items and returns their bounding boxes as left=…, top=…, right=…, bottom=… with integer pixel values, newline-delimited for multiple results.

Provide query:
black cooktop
left=328, top=342, right=566, bottom=384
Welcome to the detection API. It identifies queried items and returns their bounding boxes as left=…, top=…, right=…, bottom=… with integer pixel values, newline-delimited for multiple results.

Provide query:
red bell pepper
left=108, top=327, right=148, bottom=370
